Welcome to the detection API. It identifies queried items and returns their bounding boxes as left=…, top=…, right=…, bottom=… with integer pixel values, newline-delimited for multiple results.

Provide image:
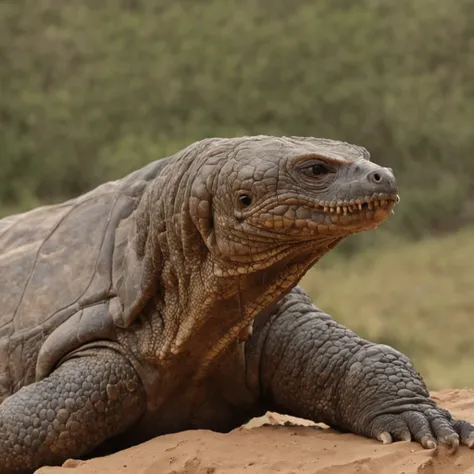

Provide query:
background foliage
left=1, top=0, right=474, bottom=388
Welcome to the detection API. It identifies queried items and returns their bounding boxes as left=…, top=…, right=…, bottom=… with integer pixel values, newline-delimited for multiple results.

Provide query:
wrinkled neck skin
left=117, top=142, right=345, bottom=377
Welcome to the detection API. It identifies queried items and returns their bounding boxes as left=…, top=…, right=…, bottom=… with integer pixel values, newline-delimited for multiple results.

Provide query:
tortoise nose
left=367, top=168, right=397, bottom=192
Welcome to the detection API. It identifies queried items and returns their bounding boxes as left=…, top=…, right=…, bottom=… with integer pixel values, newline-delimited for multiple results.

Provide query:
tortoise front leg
left=247, top=288, right=474, bottom=451
left=0, top=348, right=146, bottom=474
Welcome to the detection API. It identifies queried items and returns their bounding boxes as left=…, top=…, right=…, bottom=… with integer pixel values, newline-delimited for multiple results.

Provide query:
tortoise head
left=190, top=136, right=398, bottom=277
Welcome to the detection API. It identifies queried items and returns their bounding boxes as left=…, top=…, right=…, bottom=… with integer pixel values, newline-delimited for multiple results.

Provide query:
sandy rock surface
left=37, top=389, right=474, bottom=474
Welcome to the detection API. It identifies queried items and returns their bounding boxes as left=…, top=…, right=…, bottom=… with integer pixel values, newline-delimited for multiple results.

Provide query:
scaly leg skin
left=0, top=348, right=146, bottom=474
left=247, top=287, right=474, bottom=452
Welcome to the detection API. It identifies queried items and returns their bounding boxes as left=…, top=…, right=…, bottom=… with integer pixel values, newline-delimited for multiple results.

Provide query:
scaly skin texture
left=0, top=136, right=473, bottom=473
left=246, top=288, right=474, bottom=450
left=0, top=348, right=145, bottom=474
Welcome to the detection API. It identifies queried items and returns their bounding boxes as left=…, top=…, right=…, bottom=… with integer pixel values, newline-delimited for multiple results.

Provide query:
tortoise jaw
left=249, top=193, right=399, bottom=235
left=317, top=192, right=400, bottom=216
left=323, top=194, right=399, bottom=232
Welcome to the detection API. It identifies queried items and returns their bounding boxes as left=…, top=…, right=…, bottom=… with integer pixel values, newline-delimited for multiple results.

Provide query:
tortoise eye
left=238, top=194, right=252, bottom=207
left=310, top=164, right=328, bottom=176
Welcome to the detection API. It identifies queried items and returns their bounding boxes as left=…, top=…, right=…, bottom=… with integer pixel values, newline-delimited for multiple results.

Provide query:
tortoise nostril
left=368, top=170, right=389, bottom=185
left=366, top=168, right=398, bottom=193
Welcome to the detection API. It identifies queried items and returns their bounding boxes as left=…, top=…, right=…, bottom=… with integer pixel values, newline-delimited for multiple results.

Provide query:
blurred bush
left=1, top=0, right=474, bottom=251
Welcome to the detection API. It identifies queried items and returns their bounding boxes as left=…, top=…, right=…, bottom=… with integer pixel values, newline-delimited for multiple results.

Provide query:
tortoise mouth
left=244, top=192, right=399, bottom=234
left=315, top=192, right=400, bottom=216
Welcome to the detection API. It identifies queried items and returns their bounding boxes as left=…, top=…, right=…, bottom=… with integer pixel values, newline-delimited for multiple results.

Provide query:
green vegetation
left=1, top=0, right=474, bottom=252
left=302, top=227, right=474, bottom=390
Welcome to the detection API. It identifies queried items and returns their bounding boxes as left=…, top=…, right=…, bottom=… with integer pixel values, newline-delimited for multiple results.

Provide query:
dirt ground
left=37, top=389, right=474, bottom=474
